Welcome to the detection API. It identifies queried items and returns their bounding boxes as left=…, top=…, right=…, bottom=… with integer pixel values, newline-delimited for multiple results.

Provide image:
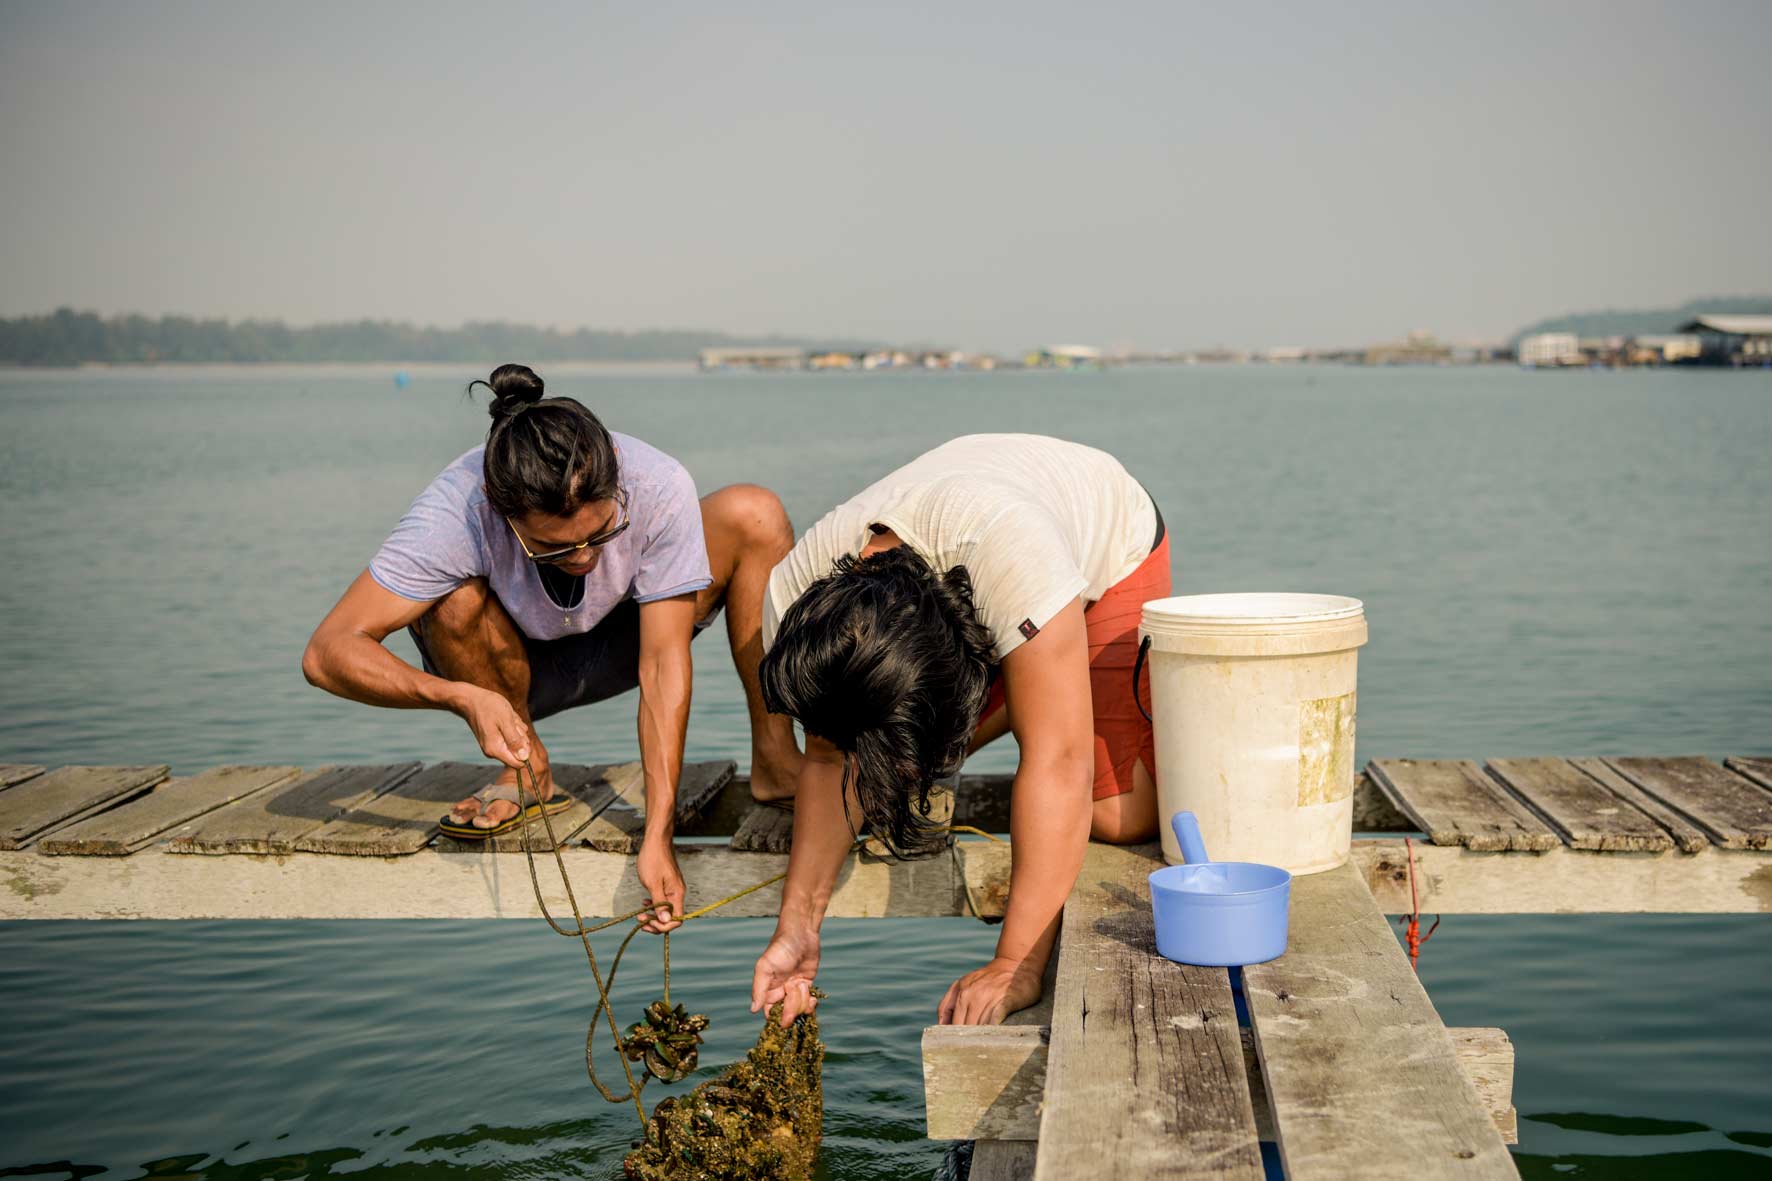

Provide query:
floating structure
left=1364, top=329, right=1453, bottom=366
left=1517, top=332, right=1582, bottom=368
left=1025, top=345, right=1103, bottom=369
left=2, top=754, right=1769, bottom=1178
left=1676, top=314, right=1772, bottom=366
left=698, top=346, right=807, bottom=371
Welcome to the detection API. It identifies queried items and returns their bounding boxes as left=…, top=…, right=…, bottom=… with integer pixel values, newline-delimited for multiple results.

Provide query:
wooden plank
left=1243, top=862, right=1517, bottom=1179
left=952, top=771, right=1408, bottom=836
left=677, top=774, right=756, bottom=837
left=574, top=761, right=738, bottom=853
left=166, top=763, right=420, bottom=854
left=435, top=764, right=619, bottom=853
left=731, top=803, right=795, bottom=853
left=1352, top=769, right=1412, bottom=831
left=928, top=1025, right=1514, bottom=1144
left=577, top=762, right=648, bottom=852
left=1568, top=758, right=1709, bottom=853
left=971, top=1141, right=1037, bottom=1180
left=1726, top=756, right=1772, bottom=793
left=0, top=843, right=962, bottom=919
left=955, top=838, right=1013, bottom=920
left=1353, top=839, right=1772, bottom=913
left=1448, top=1028, right=1518, bottom=1146
left=675, top=759, right=738, bottom=823
left=1605, top=757, right=1772, bottom=850
left=1368, top=758, right=1560, bottom=851
left=922, top=952, right=1059, bottom=1143
left=952, top=773, right=1014, bottom=833
left=973, top=835, right=1772, bottom=917
left=0, top=765, right=46, bottom=789
left=39, top=766, right=302, bottom=856
left=1486, top=758, right=1673, bottom=851
left=1033, top=843, right=1264, bottom=1181
left=923, top=1025, right=1047, bottom=1140
left=295, top=762, right=493, bottom=855
left=0, top=765, right=169, bottom=850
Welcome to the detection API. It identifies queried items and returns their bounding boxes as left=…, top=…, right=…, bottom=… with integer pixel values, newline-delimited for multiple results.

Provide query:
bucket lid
left=1140, top=592, right=1367, bottom=655
left=1143, top=593, right=1363, bottom=625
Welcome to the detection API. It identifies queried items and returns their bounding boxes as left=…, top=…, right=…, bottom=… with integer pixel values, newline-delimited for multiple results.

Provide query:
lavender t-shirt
left=369, top=432, right=711, bottom=641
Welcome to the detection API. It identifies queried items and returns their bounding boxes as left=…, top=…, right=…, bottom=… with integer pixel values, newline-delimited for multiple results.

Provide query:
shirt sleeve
left=759, top=503, right=852, bottom=653
left=960, top=502, right=1089, bottom=659
left=368, top=474, right=487, bottom=603
left=631, top=463, right=714, bottom=603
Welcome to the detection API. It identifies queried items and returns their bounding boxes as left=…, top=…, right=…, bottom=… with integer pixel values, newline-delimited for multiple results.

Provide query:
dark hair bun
left=474, top=363, right=546, bottom=421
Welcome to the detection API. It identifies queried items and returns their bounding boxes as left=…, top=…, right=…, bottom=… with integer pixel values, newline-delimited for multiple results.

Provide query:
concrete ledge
left=0, top=844, right=963, bottom=921
left=956, top=838, right=1772, bottom=917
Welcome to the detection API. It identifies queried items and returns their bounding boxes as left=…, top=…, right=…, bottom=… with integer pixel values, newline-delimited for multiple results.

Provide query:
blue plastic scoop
left=1147, top=811, right=1292, bottom=967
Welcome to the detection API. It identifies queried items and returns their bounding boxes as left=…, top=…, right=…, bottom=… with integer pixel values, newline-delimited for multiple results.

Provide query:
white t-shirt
left=762, top=434, right=1158, bottom=661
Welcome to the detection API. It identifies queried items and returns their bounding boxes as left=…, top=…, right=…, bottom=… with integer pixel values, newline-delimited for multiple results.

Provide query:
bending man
left=750, top=433, right=1168, bottom=1024
left=303, top=363, right=802, bottom=931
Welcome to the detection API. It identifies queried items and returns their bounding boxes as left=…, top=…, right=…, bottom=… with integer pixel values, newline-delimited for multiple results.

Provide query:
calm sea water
left=1, top=364, right=1769, bottom=1178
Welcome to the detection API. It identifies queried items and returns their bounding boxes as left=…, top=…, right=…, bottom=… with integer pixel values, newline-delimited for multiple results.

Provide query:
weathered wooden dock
left=3, top=752, right=1769, bottom=1178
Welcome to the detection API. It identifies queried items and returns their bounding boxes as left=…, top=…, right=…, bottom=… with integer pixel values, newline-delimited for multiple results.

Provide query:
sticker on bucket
left=1297, top=691, right=1356, bottom=806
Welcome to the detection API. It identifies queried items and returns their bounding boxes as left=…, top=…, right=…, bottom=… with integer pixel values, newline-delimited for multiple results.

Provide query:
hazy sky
left=2, top=0, right=1767, bottom=351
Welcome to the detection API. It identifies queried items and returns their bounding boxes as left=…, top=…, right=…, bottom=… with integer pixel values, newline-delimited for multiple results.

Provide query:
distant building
left=1518, top=333, right=1582, bottom=368
left=806, top=351, right=857, bottom=370
left=1261, top=346, right=1307, bottom=363
left=699, top=346, right=806, bottom=371
left=1365, top=330, right=1452, bottom=365
left=1675, top=315, right=1772, bottom=366
left=1028, top=345, right=1104, bottom=369
left=1626, top=335, right=1702, bottom=366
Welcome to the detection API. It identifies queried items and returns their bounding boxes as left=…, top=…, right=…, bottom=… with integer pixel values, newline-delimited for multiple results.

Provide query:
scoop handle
left=1170, top=810, right=1211, bottom=865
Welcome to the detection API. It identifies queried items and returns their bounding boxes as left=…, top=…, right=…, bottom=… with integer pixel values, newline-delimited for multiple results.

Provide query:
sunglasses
left=506, top=494, right=630, bottom=565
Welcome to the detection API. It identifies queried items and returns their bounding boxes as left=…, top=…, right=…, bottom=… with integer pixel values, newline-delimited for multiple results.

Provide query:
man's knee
left=704, top=484, right=792, bottom=553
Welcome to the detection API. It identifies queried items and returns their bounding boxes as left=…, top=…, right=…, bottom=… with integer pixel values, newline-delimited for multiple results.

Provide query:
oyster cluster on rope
left=623, top=1001, right=825, bottom=1181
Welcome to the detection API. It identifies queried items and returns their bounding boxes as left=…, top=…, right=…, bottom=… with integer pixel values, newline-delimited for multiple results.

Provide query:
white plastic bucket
left=1138, top=593, right=1367, bottom=875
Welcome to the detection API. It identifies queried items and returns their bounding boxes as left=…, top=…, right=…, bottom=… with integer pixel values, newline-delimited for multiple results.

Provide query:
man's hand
left=937, top=957, right=1044, bottom=1026
left=636, top=838, right=686, bottom=934
left=752, top=926, right=821, bottom=1025
left=457, top=686, right=531, bottom=768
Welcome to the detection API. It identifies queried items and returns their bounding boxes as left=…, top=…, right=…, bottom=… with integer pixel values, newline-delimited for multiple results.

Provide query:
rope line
left=504, top=758, right=1003, bottom=1134
left=1398, top=834, right=1440, bottom=971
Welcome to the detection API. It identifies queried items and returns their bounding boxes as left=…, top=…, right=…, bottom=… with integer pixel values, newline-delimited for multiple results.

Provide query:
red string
left=1400, top=836, right=1440, bottom=971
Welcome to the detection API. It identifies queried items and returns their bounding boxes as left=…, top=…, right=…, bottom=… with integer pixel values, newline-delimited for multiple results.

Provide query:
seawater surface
left=1, top=364, right=1769, bottom=1178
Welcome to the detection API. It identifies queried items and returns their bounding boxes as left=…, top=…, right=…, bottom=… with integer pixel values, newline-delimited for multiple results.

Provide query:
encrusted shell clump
left=621, top=1000, right=711, bottom=1084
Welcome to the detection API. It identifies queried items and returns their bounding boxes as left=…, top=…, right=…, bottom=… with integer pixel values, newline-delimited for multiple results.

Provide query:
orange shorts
left=979, top=534, right=1172, bottom=800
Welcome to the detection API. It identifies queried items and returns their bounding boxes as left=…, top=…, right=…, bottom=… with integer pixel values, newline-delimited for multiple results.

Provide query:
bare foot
left=748, top=746, right=804, bottom=805
left=449, top=761, right=555, bottom=829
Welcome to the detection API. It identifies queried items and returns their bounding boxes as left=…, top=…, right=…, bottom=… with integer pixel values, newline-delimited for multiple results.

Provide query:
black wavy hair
left=758, top=546, right=996, bottom=858
left=469, top=363, right=618, bottom=518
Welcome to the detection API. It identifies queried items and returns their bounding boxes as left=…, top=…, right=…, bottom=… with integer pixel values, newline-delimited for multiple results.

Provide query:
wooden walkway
left=933, top=754, right=1770, bottom=1180
left=3, top=752, right=1770, bottom=1177
left=2, top=755, right=1770, bottom=921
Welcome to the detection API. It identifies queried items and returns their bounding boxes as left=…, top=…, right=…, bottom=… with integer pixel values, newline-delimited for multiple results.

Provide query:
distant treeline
left=1511, top=296, right=1772, bottom=344
left=0, top=308, right=879, bottom=367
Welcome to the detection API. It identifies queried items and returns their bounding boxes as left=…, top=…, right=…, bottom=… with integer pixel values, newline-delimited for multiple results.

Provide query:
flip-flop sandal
left=439, top=781, right=575, bottom=841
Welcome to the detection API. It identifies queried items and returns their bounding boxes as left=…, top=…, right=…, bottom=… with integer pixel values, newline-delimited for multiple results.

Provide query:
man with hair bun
left=750, top=434, right=1170, bottom=1025
left=302, top=363, right=804, bottom=933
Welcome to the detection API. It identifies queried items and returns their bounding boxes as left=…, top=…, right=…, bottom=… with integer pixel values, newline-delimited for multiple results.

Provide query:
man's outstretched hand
left=637, top=839, right=686, bottom=933
left=752, top=926, right=821, bottom=1025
